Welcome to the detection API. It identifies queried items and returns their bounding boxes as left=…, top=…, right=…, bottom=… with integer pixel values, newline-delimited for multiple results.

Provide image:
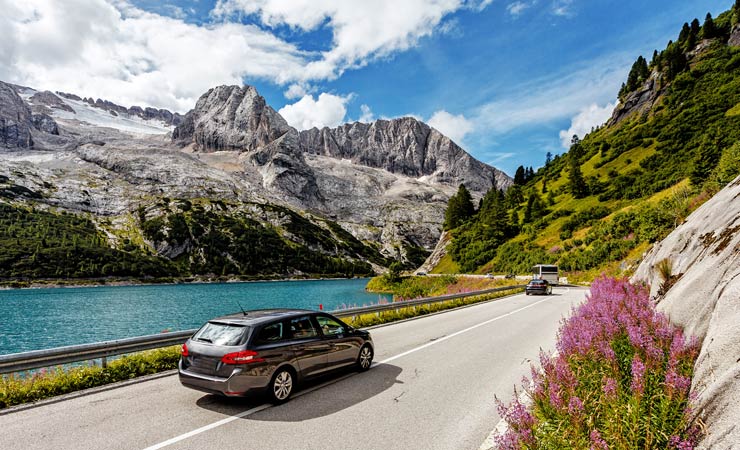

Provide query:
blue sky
left=2, top=0, right=730, bottom=175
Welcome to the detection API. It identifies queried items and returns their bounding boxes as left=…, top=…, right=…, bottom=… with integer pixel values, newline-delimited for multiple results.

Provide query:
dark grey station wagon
left=178, top=309, right=374, bottom=403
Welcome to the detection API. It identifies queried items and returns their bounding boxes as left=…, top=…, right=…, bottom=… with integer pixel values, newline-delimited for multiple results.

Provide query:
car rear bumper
left=178, top=361, right=271, bottom=396
left=525, top=289, right=549, bottom=295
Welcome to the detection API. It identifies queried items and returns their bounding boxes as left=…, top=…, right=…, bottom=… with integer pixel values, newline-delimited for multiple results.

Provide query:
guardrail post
left=102, top=357, right=107, bottom=368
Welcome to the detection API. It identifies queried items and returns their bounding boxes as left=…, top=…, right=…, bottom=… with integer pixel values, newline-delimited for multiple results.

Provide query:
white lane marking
left=143, top=295, right=552, bottom=450
left=377, top=296, right=551, bottom=365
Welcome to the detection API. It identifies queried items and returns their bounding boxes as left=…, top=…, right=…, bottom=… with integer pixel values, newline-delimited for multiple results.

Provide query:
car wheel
left=357, top=345, right=373, bottom=371
left=548, top=287, right=552, bottom=295
left=526, top=291, right=530, bottom=296
left=269, top=367, right=294, bottom=403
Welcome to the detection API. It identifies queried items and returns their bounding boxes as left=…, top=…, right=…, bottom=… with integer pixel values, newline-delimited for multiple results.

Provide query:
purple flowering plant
left=495, top=276, right=700, bottom=449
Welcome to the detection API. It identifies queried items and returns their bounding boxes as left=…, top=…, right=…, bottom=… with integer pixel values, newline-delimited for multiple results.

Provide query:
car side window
left=290, top=316, right=318, bottom=339
left=255, top=322, right=284, bottom=344
left=316, top=316, right=345, bottom=337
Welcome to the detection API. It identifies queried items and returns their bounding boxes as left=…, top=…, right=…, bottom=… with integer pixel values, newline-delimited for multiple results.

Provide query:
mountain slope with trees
left=436, top=3, right=740, bottom=279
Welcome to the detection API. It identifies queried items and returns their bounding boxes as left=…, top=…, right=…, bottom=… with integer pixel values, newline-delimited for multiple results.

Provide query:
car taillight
left=181, top=343, right=189, bottom=357
left=221, top=350, right=264, bottom=365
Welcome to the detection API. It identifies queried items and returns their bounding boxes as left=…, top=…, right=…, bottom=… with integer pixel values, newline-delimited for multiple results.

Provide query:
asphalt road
left=0, top=287, right=586, bottom=450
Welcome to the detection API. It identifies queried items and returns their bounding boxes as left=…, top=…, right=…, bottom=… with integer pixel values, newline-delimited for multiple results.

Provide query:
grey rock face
left=729, top=24, right=740, bottom=47
left=31, top=113, right=59, bottom=135
left=0, top=81, right=33, bottom=148
left=30, top=91, right=75, bottom=113
left=608, top=71, right=661, bottom=126
left=173, top=85, right=292, bottom=151
left=632, top=175, right=740, bottom=450
left=298, top=118, right=509, bottom=192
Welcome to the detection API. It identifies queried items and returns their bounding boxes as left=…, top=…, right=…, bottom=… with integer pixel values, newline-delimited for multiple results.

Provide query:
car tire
left=357, top=344, right=373, bottom=371
left=526, top=292, right=530, bottom=296
left=269, top=367, right=294, bottom=404
left=547, top=287, right=552, bottom=295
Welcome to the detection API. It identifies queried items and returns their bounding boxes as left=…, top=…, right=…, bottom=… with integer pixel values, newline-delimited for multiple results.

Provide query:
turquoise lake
left=0, top=279, right=390, bottom=355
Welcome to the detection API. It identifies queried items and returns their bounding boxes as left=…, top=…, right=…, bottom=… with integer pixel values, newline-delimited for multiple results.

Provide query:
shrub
left=495, top=277, right=700, bottom=449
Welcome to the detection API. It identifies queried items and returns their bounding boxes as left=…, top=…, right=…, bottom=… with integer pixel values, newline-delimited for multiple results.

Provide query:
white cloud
left=358, top=104, right=374, bottom=123
left=278, top=93, right=351, bottom=130
left=428, top=110, right=474, bottom=144
left=0, top=0, right=311, bottom=112
left=487, top=152, right=516, bottom=165
left=558, top=102, right=616, bottom=148
left=552, top=0, right=574, bottom=16
left=507, top=1, right=530, bottom=16
left=1, top=0, right=486, bottom=112
left=473, top=53, right=629, bottom=135
left=213, top=0, right=473, bottom=80
left=284, top=83, right=310, bottom=99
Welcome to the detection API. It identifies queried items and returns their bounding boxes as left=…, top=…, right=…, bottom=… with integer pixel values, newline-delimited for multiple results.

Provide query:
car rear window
left=192, top=322, right=249, bottom=346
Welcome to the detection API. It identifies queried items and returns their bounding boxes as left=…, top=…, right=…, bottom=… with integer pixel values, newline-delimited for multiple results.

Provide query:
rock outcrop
left=173, top=85, right=291, bottom=151
left=29, top=91, right=75, bottom=114
left=608, top=71, right=662, bottom=126
left=30, top=113, right=59, bottom=135
left=632, top=175, right=740, bottom=449
left=0, top=81, right=33, bottom=148
left=298, top=118, right=510, bottom=192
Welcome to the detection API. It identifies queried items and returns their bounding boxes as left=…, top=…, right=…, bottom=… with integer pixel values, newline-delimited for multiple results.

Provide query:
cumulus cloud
left=558, top=102, right=616, bottom=148
left=0, top=0, right=311, bottom=112
left=428, top=110, right=474, bottom=144
left=1, top=0, right=487, bottom=112
left=278, top=93, right=351, bottom=130
left=358, top=104, right=374, bottom=123
left=213, top=0, right=479, bottom=79
left=507, top=1, right=530, bottom=16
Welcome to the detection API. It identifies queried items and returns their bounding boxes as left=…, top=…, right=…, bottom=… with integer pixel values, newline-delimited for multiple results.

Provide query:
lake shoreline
left=0, top=274, right=369, bottom=291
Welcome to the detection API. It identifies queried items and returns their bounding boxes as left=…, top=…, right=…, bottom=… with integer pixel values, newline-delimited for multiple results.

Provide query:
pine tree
left=735, top=0, right=740, bottom=25
left=678, top=22, right=690, bottom=43
left=514, top=166, right=526, bottom=185
left=443, top=184, right=475, bottom=230
left=664, top=41, right=687, bottom=80
left=690, top=18, right=701, bottom=35
left=568, top=136, right=588, bottom=198
left=689, top=134, right=722, bottom=187
left=702, top=12, right=717, bottom=39
left=545, top=151, right=552, bottom=165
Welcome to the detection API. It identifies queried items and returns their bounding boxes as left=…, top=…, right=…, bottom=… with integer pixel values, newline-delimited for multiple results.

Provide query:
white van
left=532, top=264, right=559, bottom=285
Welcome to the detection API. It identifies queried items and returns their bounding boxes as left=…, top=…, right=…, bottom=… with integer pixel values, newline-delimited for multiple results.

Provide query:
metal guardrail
left=0, top=284, right=524, bottom=374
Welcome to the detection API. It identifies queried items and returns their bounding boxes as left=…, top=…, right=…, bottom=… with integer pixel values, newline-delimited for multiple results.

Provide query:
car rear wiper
left=196, top=337, right=213, bottom=343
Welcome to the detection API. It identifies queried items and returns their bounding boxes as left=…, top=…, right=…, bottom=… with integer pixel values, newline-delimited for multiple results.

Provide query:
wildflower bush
left=496, top=276, right=700, bottom=449
left=0, top=346, right=181, bottom=409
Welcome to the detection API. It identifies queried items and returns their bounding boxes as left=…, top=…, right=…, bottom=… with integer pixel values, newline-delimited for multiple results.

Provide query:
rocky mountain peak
left=298, top=115, right=510, bottom=192
left=173, top=84, right=292, bottom=151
